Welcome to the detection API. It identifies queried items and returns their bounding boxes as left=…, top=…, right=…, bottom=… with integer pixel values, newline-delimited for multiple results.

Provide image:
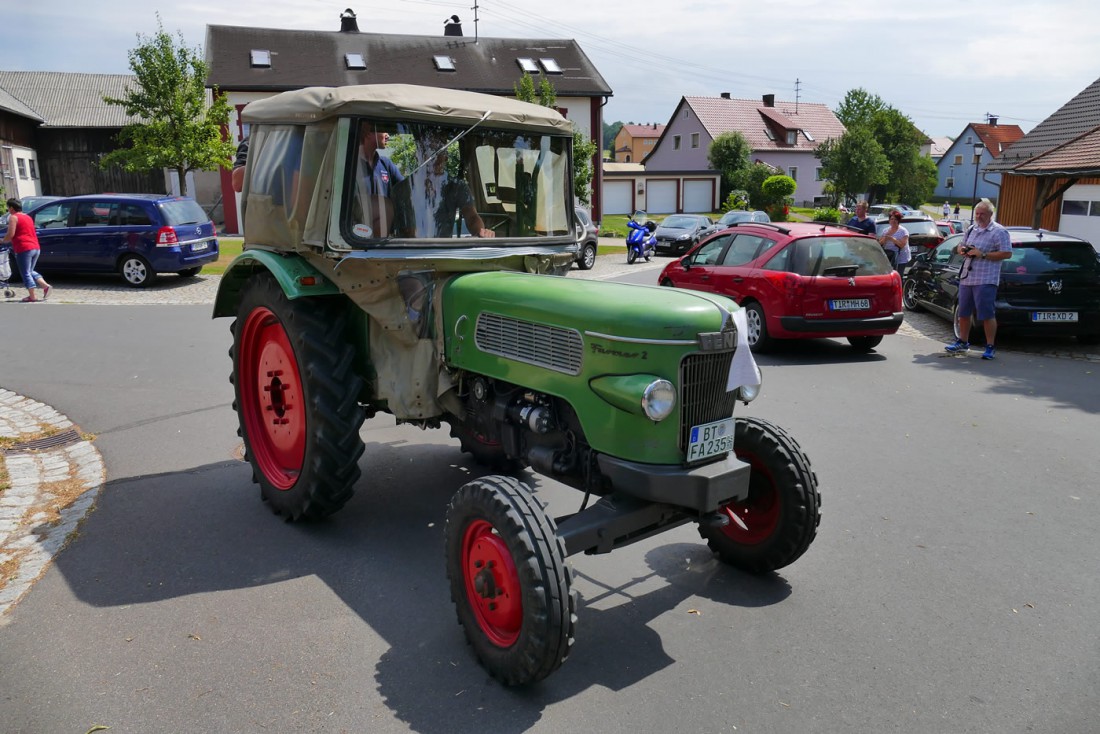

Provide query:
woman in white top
left=878, top=210, right=911, bottom=277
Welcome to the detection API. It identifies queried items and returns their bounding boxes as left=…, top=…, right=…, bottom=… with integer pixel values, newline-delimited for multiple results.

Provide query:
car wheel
left=661, top=278, right=675, bottom=287
left=698, top=417, right=820, bottom=574
left=178, top=267, right=202, bottom=278
left=951, top=301, right=981, bottom=342
left=902, top=279, right=924, bottom=312
left=445, top=475, right=576, bottom=686
left=231, top=273, right=366, bottom=520
left=119, top=254, right=155, bottom=288
left=577, top=243, right=596, bottom=270
left=847, top=335, right=884, bottom=352
left=744, top=302, right=773, bottom=352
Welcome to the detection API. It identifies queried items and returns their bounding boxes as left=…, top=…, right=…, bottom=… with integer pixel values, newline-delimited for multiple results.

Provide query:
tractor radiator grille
left=679, top=350, right=739, bottom=452
left=475, top=313, right=584, bottom=375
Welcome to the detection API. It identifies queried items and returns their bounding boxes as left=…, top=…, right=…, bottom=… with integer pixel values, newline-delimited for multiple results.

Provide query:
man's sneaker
left=945, top=339, right=970, bottom=353
left=982, top=344, right=996, bottom=360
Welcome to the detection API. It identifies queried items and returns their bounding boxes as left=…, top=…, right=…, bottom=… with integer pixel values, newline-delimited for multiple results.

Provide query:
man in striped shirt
left=944, top=200, right=1013, bottom=360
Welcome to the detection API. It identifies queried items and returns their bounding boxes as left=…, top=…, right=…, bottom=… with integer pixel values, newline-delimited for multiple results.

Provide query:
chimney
left=444, top=15, right=463, bottom=36
left=762, top=94, right=775, bottom=107
left=340, top=8, right=359, bottom=32
left=720, top=92, right=731, bottom=99
left=988, top=115, right=998, bottom=126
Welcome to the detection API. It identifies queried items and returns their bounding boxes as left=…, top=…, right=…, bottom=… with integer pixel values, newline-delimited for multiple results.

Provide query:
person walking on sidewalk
left=944, top=199, right=1012, bottom=360
left=943, top=201, right=951, bottom=219
left=3, top=198, right=51, bottom=302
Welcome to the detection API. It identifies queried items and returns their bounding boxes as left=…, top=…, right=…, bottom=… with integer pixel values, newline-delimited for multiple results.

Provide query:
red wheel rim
left=238, top=307, right=305, bottom=490
left=461, top=520, right=522, bottom=647
left=719, top=455, right=780, bottom=545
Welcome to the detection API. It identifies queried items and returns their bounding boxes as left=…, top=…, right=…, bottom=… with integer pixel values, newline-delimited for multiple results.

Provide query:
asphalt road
left=0, top=261, right=1097, bottom=733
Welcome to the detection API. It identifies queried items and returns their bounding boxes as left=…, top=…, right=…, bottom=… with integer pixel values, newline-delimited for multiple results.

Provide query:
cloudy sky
left=6, top=0, right=1099, bottom=138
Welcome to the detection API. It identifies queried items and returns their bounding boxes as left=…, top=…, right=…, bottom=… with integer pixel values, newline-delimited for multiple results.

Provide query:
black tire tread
left=445, top=476, right=576, bottom=685
left=230, top=273, right=366, bottom=521
left=699, top=417, right=820, bottom=574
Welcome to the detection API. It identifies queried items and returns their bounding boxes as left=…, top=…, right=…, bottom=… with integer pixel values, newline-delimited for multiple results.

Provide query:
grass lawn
left=204, top=237, right=243, bottom=275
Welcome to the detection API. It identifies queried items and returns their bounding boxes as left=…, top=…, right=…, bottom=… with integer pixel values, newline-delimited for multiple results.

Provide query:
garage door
left=1059, top=184, right=1100, bottom=249
left=647, top=180, right=678, bottom=214
left=683, top=180, right=714, bottom=213
left=602, top=180, right=634, bottom=215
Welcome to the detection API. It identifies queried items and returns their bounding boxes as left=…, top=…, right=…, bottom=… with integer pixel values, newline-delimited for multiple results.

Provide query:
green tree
left=514, top=71, right=598, bottom=205
left=101, top=16, right=234, bottom=196
left=867, top=107, right=931, bottom=205
left=815, top=128, right=890, bottom=204
left=835, top=88, right=886, bottom=129
left=741, top=162, right=780, bottom=209
left=707, top=131, right=752, bottom=202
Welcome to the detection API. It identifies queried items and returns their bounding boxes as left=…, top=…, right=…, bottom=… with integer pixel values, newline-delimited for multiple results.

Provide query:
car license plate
left=829, top=298, right=870, bottom=311
left=1031, top=311, right=1077, bottom=322
left=192, top=240, right=209, bottom=253
left=687, top=417, right=735, bottom=462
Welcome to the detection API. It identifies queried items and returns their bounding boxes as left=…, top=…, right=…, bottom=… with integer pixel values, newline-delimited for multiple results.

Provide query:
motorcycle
left=626, top=210, right=657, bottom=264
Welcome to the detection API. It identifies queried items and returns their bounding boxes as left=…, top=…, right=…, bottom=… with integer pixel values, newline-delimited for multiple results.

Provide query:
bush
left=813, top=207, right=843, bottom=223
left=723, top=190, right=749, bottom=211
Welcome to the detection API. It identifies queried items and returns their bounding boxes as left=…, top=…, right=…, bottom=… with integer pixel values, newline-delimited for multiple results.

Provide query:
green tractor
left=214, top=84, right=820, bottom=685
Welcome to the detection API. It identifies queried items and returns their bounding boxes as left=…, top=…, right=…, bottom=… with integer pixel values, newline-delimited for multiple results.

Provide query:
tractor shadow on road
left=52, top=436, right=794, bottom=732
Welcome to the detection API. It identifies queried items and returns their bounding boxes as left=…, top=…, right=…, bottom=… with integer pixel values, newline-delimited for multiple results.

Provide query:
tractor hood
left=443, top=272, right=739, bottom=341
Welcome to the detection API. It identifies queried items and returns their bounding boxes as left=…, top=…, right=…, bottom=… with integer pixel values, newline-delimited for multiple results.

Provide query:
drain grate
left=1, top=428, right=83, bottom=454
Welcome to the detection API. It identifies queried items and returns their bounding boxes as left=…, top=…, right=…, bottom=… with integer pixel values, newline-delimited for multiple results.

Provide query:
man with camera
left=945, top=200, right=1013, bottom=359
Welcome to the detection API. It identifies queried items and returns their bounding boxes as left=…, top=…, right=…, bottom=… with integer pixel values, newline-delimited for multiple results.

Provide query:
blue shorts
left=958, top=283, right=997, bottom=321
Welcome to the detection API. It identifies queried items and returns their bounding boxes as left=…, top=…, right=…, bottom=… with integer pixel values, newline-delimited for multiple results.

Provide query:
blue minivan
left=12, top=194, right=219, bottom=287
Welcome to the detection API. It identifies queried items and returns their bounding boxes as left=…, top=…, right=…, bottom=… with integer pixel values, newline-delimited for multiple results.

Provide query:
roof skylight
left=249, top=49, right=271, bottom=68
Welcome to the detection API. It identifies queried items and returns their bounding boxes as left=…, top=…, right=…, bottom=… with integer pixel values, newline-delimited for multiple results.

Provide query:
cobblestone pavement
left=1, top=244, right=1096, bottom=613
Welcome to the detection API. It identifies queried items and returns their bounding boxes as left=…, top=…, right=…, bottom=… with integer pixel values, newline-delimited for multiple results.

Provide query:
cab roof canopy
left=241, top=83, right=574, bottom=135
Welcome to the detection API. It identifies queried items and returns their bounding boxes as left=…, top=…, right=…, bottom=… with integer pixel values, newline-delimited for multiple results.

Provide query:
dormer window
left=250, top=49, right=271, bottom=68
left=433, top=55, right=456, bottom=71
left=539, top=58, right=562, bottom=74
left=786, top=131, right=797, bottom=145
left=517, top=57, right=539, bottom=73
left=345, top=53, right=366, bottom=70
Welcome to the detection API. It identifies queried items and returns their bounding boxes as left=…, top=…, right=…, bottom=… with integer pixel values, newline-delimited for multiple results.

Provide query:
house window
left=1090, top=201, right=1100, bottom=217
left=249, top=49, right=271, bottom=68
left=953, top=154, right=963, bottom=165
left=539, top=58, right=562, bottom=74
left=801, top=129, right=814, bottom=142
left=673, top=135, right=682, bottom=150
left=690, top=133, right=700, bottom=149
left=815, top=167, right=824, bottom=181
left=786, top=131, right=797, bottom=145
left=763, top=128, right=775, bottom=141
left=16, top=158, right=27, bottom=179
left=345, top=53, right=366, bottom=70
left=787, top=166, right=798, bottom=181
left=29, top=160, right=38, bottom=179
left=433, top=55, right=455, bottom=71
left=517, top=58, right=539, bottom=73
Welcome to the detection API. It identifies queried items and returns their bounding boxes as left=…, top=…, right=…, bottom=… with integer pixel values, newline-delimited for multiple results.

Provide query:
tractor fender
left=212, top=249, right=342, bottom=318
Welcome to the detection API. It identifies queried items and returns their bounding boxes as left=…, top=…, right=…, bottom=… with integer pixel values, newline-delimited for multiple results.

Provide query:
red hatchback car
left=659, top=221, right=904, bottom=351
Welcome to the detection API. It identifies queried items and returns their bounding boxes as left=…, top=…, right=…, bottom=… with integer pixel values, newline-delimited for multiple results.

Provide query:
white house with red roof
left=637, top=93, right=846, bottom=211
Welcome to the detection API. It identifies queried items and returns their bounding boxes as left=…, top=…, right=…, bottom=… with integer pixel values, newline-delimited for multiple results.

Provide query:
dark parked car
left=903, top=229, right=1100, bottom=344
left=2, top=194, right=219, bottom=287
left=716, top=210, right=771, bottom=227
left=653, top=213, right=715, bottom=255
left=573, top=206, right=598, bottom=270
left=875, top=215, right=945, bottom=259
left=659, top=221, right=903, bottom=352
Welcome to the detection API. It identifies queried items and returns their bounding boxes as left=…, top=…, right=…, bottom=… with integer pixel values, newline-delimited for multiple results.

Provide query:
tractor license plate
left=687, top=417, right=735, bottom=462
left=1031, top=311, right=1077, bottom=322
left=829, top=298, right=870, bottom=311
left=192, top=240, right=209, bottom=252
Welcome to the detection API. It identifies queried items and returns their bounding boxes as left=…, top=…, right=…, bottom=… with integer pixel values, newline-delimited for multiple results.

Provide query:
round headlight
left=738, top=381, right=761, bottom=404
left=642, top=379, right=676, bottom=421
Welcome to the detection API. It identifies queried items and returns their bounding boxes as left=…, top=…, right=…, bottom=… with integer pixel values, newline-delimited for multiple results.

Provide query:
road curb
left=0, top=389, right=105, bottom=616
